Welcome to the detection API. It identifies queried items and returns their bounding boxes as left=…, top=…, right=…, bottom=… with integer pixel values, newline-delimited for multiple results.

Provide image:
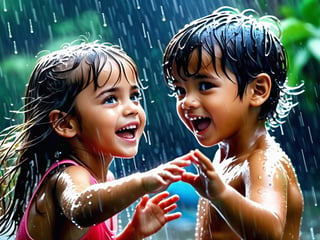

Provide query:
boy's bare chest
left=214, top=158, right=248, bottom=185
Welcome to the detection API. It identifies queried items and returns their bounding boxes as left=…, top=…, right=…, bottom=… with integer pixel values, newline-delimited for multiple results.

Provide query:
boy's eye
left=174, top=86, right=186, bottom=96
left=199, top=82, right=215, bottom=91
left=104, top=95, right=117, bottom=104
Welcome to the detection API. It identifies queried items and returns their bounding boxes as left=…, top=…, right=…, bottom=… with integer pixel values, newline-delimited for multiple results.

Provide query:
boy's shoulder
left=245, top=138, right=296, bottom=180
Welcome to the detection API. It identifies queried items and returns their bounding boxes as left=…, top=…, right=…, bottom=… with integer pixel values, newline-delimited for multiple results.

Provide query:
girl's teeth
left=118, top=125, right=136, bottom=132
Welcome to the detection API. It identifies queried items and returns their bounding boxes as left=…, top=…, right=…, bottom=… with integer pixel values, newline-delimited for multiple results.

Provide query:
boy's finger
left=193, top=149, right=215, bottom=171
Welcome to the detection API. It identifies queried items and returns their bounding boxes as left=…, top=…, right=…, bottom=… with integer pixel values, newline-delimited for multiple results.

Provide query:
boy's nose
left=181, top=95, right=200, bottom=110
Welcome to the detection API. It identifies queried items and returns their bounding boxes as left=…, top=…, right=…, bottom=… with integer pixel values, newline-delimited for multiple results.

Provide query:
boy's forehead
left=172, top=47, right=223, bottom=78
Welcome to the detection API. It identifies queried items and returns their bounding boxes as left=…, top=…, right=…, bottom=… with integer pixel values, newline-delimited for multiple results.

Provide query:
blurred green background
left=0, top=0, right=319, bottom=239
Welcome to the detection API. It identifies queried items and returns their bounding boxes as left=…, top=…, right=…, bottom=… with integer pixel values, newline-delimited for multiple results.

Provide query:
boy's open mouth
left=189, top=116, right=211, bottom=133
left=116, top=124, right=137, bottom=139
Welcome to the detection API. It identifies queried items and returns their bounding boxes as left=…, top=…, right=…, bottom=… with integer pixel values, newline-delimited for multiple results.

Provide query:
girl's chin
left=115, top=149, right=138, bottom=159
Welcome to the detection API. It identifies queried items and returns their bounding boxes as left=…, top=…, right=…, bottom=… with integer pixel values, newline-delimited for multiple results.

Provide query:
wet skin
left=173, top=49, right=303, bottom=239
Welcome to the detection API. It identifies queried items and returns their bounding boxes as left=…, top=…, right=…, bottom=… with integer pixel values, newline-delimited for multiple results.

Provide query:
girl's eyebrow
left=96, top=84, right=140, bottom=99
left=96, top=87, right=117, bottom=99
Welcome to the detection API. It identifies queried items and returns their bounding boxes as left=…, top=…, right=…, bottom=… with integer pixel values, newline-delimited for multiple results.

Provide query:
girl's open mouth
left=116, top=124, right=138, bottom=139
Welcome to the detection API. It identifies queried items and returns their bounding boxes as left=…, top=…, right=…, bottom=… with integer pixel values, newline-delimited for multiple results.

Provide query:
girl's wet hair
left=163, top=6, right=303, bottom=128
left=0, top=40, right=138, bottom=236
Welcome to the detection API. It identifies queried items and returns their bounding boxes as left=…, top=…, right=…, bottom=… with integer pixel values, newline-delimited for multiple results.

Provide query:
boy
left=162, top=7, right=303, bottom=240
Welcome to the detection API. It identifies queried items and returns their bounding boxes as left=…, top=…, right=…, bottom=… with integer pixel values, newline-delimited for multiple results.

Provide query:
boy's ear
left=249, top=73, right=271, bottom=107
left=49, top=110, right=78, bottom=138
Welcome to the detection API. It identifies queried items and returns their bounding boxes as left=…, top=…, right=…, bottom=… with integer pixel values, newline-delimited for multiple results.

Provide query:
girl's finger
left=181, top=172, right=198, bottom=185
left=138, top=194, right=149, bottom=208
left=169, top=158, right=192, bottom=167
left=164, top=212, right=182, bottom=222
left=158, top=194, right=180, bottom=209
left=150, top=191, right=170, bottom=204
left=162, top=203, right=178, bottom=213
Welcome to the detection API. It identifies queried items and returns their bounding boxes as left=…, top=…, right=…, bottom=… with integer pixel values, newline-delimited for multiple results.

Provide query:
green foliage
left=280, top=0, right=320, bottom=111
left=46, top=10, right=114, bottom=50
left=0, top=7, right=115, bottom=129
left=0, top=56, right=34, bottom=128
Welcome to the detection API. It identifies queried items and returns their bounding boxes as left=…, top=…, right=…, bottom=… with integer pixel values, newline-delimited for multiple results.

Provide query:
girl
left=0, top=41, right=190, bottom=240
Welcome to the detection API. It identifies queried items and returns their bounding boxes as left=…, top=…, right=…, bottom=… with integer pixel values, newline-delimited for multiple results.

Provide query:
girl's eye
left=199, top=82, right=215, bottom=91
left=104, top=95, right=117, bottom=104
left=130, top=92, right=142, bottom=102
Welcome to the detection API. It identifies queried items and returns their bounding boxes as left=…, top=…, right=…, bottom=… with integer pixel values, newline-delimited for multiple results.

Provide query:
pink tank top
left=16, top=160, right=117, bottom=240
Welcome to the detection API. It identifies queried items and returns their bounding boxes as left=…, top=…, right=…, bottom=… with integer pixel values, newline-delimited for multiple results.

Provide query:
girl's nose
left=124, top=100, right=139, bottom=116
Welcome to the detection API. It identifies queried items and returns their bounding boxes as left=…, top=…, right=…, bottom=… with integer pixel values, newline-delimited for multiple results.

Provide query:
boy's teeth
left=189, top=116, right=205, bottom=121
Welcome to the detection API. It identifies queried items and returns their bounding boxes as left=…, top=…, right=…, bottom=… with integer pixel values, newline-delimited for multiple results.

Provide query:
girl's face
left=72, top=60, right=146, bottom=158
left=172, top=49, right=251, bottom=147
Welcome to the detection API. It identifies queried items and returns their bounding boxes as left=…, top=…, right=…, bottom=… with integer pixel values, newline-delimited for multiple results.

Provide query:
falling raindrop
left=13, top=40, right=18, bottom=54
left=311, top=186, right=318, bottom=207
left=101, top=12, right=107, bottom=27
left=53, top=12, right=57, bottom=23
left=160, top=5, right=166, bottom=21
left=7, top=21, right=12, bottom=38
left=3, top=0, right=7, bottom=12
left=29, top=19, right=34, bottom=34
left=135, top=0, right=141, bottom=9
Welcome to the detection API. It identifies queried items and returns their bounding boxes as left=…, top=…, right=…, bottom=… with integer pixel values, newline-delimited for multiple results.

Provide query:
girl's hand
left=182, top=150, right=226, bottom=200
left=131, top=192, right=181, bottom=238
left=141, top=157, right=191, bottom=193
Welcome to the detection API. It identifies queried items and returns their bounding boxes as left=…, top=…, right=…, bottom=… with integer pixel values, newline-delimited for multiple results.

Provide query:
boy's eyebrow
left=172, top=73, right=212, bottom=83
left=194, top=73, right=208, bottom=79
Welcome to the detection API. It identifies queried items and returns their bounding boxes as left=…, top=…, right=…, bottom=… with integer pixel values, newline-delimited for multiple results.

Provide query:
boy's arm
left=182, top=150, right=287, bottom=240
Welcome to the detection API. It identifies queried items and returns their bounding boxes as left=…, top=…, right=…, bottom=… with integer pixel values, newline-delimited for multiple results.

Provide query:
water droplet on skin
left=86, top=193, right=93, bottom=199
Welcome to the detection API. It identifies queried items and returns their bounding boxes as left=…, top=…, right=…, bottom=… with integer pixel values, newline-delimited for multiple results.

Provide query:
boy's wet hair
left=0, top=40, right=139, bottom=235
left=163, top=7, right=302, bottom=128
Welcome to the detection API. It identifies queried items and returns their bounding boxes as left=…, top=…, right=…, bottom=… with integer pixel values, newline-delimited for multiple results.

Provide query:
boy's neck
left=218, top=121, right=269, bottom=162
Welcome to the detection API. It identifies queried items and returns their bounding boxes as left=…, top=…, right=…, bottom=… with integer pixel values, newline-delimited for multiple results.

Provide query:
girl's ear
left=49, top=110, right=78, bottom=138
left=249, top=73, right=271, bottom=107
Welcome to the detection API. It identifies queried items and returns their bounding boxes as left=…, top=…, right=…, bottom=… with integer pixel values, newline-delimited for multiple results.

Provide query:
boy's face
left=72, top=60, right=146, bottom=158
left=171, top=49, right=251, bottom=147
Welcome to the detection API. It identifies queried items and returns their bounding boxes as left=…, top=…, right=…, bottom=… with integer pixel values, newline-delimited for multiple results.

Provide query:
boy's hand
left=182, top=150, right=226, bottom=200
left=141, top=157, right=191, bottom=193
left=131, top=192, right=181, bottom=238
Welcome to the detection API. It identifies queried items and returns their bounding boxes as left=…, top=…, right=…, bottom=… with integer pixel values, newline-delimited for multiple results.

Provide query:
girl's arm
left=116, top=192, right=181, bottom=240
left=55, top=158, right=190, bottom=228
left=182, top=149, right=287, bottom=240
